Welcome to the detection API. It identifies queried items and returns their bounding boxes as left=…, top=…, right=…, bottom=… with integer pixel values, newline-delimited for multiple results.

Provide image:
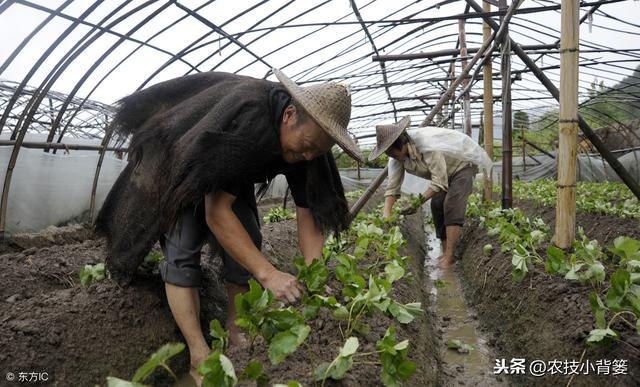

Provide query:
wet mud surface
left=424, top=223, right=509, bottom=387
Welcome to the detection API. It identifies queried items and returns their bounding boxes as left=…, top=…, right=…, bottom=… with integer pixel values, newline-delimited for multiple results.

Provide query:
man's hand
left=258, top=267, right=305, bottom=304
left=399, top=193, right=427, bottom=215
left=399, top=205, right=418, bottom=216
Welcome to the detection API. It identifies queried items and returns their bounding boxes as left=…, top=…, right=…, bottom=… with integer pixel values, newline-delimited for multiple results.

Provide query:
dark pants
left=158, top=193, right=261, bottom=288
left=431, top=165, right=476, bottom=240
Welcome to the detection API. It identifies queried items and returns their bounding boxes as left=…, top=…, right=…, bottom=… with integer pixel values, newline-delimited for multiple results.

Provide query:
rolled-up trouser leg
left=208, top=196, right=262, bottom=286
left=159, top=205, right=207, bottom=288
left=159, top=193, right=262, bottom=288
left=443, top=165, right=475, bottom=228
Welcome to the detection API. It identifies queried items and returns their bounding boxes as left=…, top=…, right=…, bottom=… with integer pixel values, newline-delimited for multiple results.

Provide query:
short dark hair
left=290, top=99, right=310, bottom=126
left=390, top=131, right=410, bottom=150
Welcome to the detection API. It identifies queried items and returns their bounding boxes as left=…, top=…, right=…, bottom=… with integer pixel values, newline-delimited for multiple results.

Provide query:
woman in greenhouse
left=95, top=69, right=363, bottom=382
left=369, top=116, right=492, bottom=268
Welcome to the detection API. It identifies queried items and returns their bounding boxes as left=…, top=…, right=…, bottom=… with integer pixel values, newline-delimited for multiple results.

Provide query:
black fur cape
left=95, top=72, right=351, bottom=284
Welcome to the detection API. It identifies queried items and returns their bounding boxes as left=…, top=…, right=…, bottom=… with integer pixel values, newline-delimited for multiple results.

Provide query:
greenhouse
left=0, top=0, right=639, bottom=386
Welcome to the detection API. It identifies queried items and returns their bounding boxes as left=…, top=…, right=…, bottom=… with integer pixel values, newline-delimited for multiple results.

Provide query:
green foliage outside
left=580, top=66, right=640, bottom=128
left=333, top=148, right=389, bottom=169
left=500, top=179, right=640, bottom=219
left=491, top=64, right=640, bottom=159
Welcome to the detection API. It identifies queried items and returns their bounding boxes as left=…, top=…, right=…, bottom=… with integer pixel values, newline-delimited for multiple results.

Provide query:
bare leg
left=439, top=225, right=461, bottom=268
left=439, top=239, right=446, bottom=257
left=165, top=283, right=209, bottom=386
left=225, top=282, right=249, bottom=347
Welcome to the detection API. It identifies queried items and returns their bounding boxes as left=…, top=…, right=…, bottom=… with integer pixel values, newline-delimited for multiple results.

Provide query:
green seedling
left=446, top=339, right=474, bottom=354
left=263, top=207, right=296, bottom=223
left=313, top=337, right=359, bottom=383
left=378, top=326, right=417, bottom=387
left=79, top=262, right=105, bottom=286
left=106, top=343, right=185, bottom=386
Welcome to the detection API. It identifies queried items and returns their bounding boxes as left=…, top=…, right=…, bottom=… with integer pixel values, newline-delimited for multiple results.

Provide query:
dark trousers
left=158, top=193, right=261, bottom=287
left=431, top=165, right=476, bottom=240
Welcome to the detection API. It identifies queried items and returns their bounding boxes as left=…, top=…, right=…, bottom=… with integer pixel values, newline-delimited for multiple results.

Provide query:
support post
left=522, top=135, right=527, bottom=172
left=449, top=60, right=456, bottom=130
left=555, top=0, right=579, bottom=248
left=479, top=110, right=485, bottom=146
left=349, top=168, right=388, bottom=216
left=459, top=18, right=472, bottom=136
left=482, top=0, right=494, bottom=202
left=499, top=0, right=513, bottom=209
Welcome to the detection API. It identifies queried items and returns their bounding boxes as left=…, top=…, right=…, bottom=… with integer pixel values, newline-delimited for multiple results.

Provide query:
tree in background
left=580, top=65, right=640, bottom=128
left=514, top=111, right=530, bottom=134
left=332, top=148, right=388, bottom=169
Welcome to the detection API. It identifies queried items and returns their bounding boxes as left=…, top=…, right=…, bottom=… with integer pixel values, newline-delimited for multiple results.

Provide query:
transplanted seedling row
left=108, top=204, right=423, bottom=386
left=466, top=192, right=640, bottom=348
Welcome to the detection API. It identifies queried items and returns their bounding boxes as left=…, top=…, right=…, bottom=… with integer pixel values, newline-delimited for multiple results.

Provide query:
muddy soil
left=222, top=209, right=439, bottom=386
left=0, top=196, right=439, bottom=386
left=457, top=200, right=640, bottom=387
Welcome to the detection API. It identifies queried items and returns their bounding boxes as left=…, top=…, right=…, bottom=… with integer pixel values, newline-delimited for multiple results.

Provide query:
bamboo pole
left=349, top=167, right=388, bottom=216
left=482, top=0, right=494, bottom=202
left=372, top=43, right=558, bottom=62
left=459, top=18, right=472, bottom=136
left=479, top=110, right=485, bottom=146
left=499, top=0, right=513, bottom=209
left=555, top=0, right=579, bottom=248
left=449, top=60, right=456, bottom=130
left=522, top=135, right=527, bottom=172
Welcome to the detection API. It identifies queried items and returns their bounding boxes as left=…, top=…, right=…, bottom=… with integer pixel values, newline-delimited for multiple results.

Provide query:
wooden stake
left=450, top=61, right=456, bottom=130
left=522, top=134, right=527, bottom=172
left=555, top=0, right=579, bottom=248
left=499, top=0, right=513, bottom=209
left=482, top=0, right=494, bottom=202
left=459, top=18, right=472, bottom=136
left=479, top=110, right=485, bottom=146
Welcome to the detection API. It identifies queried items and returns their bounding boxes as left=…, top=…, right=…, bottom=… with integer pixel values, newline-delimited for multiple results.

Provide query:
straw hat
left=273, top=68, right=363, bottom=163
left=368, top=116, right=411, bottom=161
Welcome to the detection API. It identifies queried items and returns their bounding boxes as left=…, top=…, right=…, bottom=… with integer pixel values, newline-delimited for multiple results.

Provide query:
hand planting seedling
left=399, top=194, right=427, bottom=215
left=234, top=279, right=311, bottom=364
